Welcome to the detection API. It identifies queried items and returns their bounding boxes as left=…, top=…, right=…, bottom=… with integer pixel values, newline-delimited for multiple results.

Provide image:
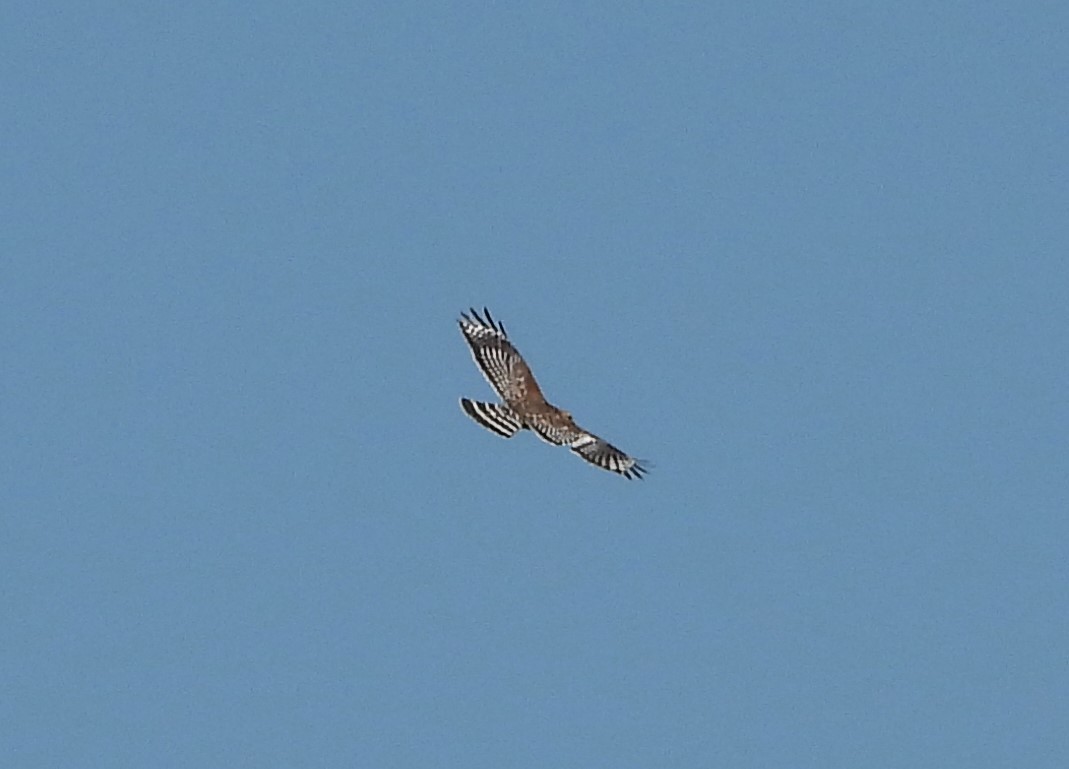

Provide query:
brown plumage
left=458, top=307, right=647, bottom=479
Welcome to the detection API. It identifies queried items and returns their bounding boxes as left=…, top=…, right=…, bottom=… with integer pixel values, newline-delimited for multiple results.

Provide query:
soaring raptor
left=457, top=307, right=647, bottom=479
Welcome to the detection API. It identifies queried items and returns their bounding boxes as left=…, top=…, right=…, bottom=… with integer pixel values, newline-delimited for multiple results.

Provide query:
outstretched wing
left=528, top=411, right=648, bottom=480
left=569, top=431, right=648, bottom=480
left=458, top=307, right=546, bottom=408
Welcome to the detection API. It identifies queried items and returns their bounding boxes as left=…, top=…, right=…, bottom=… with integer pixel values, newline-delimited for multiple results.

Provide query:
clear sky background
left=3, top=3, right=1067, bottom=767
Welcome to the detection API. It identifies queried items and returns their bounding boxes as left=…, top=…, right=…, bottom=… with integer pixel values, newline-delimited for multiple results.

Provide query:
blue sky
left=4, top=2, right=1068, bottom=767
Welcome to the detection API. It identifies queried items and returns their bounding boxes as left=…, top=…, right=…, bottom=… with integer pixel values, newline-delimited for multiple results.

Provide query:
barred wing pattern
left=528, top=414, right=648, bottom=480
left=458, top=307, right=648, bottom=480
left=458, top=308, right=546, bottom=407
left=571, top=433, right=648, bottom=479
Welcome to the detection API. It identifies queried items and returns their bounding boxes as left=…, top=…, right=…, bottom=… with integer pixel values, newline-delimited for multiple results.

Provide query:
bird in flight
left=457, top=307, right=648, bottom=479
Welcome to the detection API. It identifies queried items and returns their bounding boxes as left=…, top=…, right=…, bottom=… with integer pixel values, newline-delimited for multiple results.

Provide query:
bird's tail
left=460, top=398, right=522, bottom=438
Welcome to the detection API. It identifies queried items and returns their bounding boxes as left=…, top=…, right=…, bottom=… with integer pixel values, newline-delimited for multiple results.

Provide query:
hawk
left=457, top=307, right=648, bottom=479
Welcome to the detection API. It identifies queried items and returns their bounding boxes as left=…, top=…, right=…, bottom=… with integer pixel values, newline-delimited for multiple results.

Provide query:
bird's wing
left=458, top=307, right=546, bottom=408
left=528, top=410, right=648, bottom=480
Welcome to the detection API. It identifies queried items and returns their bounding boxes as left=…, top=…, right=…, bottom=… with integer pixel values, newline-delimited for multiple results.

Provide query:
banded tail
left=459, top=398, right=523, bottom=438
